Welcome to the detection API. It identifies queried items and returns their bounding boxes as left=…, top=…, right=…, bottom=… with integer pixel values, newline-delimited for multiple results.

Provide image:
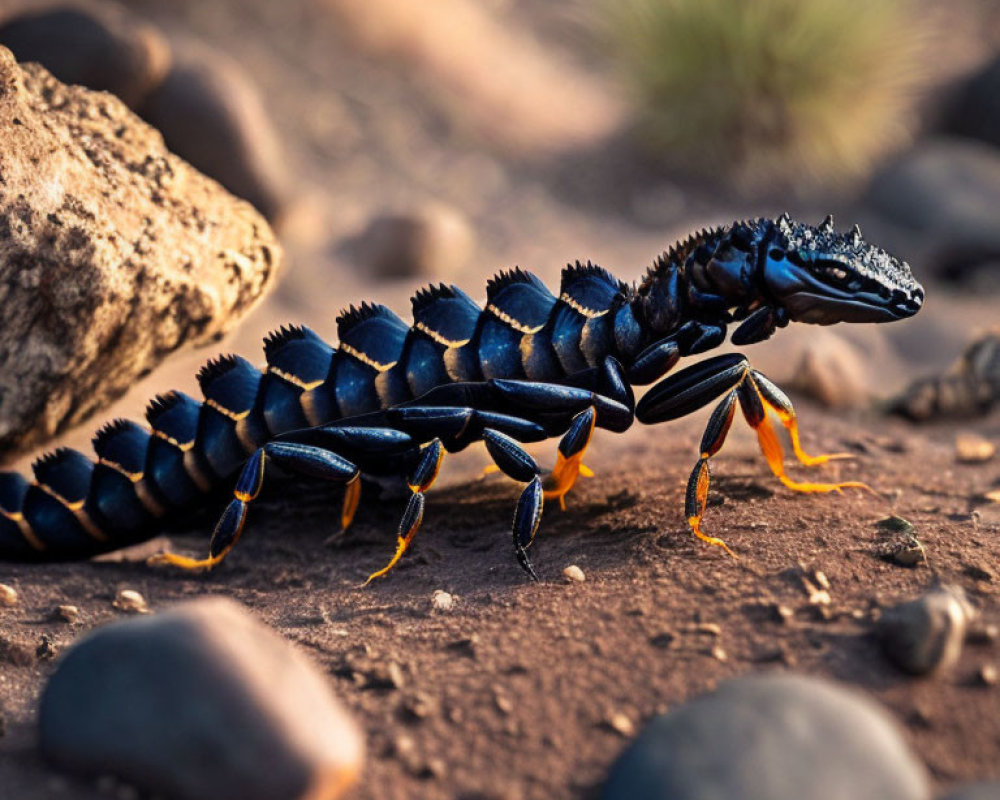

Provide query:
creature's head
left=761, top=214, right=923, bottom=325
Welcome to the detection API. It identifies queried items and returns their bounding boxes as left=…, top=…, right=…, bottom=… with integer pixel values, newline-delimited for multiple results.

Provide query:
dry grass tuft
left=596, top=0, right=928, bottom=190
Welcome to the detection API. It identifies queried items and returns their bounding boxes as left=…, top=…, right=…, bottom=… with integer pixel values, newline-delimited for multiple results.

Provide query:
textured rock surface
left=600, top=674, right=930, bottom=800
left=0, top=46, right=280, bottom=460
left=39, top=597, right=362, bottom=800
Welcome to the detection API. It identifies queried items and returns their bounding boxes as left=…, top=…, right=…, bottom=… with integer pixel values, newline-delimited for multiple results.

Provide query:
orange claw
left=756, top=417, right=873, bottom=495
left=771, top=408, right=854, bottom=467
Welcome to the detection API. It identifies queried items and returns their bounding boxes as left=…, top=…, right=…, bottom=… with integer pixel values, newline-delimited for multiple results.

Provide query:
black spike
left=262, top=325, right=309, bottom=359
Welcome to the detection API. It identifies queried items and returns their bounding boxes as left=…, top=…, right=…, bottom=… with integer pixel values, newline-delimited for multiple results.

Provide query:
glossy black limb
left=749, top=370, right=853, bottom=467
left=365, top=439, right=445, bottom=583
left=482, top=430, right=541, bottom=482
left=150, top=441, right=359, bottom=570
left=513, top=476, right=544, bottom=581
left=628, top=340, right=681, bottom=385
left=635, top=353, right=748, bottom=424
left=544, top=406, right=597, bottom=510
left=682, top=390, right=740, bottom=559
left=489, top=377, right=631, bottom=433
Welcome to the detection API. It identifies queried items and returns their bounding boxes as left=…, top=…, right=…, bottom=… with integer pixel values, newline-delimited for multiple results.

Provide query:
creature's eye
left=768, top=248, right=785, bottom=261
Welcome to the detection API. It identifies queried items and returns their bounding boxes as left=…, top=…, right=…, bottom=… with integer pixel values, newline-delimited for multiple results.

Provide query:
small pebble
left=112, top=589, right=149, bottom=614
left=967, top=622, right=999, bottom=645
left=976, top=664, right=998, bottom=686
left=709, top=645, right=728, bottom=663
left=984, top=489, right=1000, bottom=503
left=494, top=693, right=514, bottom=715
left=955, top=433, right=995, bottom=463
left=562, top=565, right=586, bottom=583
left=606, top=712, right=635, bottom=738
left=55, top=605, right=79, bottom=623
left=430, top=590, right=455, bottom=612
left=876, top=516, right=916, bottom=534
left=878, top=586, right=969, bottom=675
left=0, top=583, right=17, bottom=607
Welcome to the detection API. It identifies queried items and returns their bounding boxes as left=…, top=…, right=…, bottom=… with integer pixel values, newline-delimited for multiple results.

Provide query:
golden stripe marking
left=234, top=419, right=259, bottom=454
left=299, top=391, right=324, bottom=428
left=414, top=320, right=471, bottom=349
left=135, top=481, right=168, bottom=518
left=486, top=303, right=545, bottom=335
left=0, top=508, right=46, bottom=551
left=183, top=451, right=215, bottom=493
left=205, top=397, right=251, bottom=422
left=266, top=365, right=325, bottom=391
left=33, top=482, right=108, bottom=542
left=152, top=429, right=195, bottom=451
left=98, top=457, right=144, bottom=483
left=339, top=342, right=397, bottom=373
left=560, top=292, right=609, bottom=319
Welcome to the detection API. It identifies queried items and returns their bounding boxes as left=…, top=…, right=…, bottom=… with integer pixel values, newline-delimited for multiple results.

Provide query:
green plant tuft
left=597, top=0, right=926, bottom=189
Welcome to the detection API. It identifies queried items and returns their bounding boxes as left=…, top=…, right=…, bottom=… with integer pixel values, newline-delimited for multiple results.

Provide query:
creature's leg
left=749, top=370, right=853, bottom=467
left=482, top=429, right=545, bottom=580
left=490, top=356, right=633, bottom=506
left=149, top=442, right=359, bottom=570
left=364, top=439, right=444, bottom=584
left=544, top=406, right=596, bottom=510
left=738, top=372, right=871, bottom=495
left=636, top=354, right=870, bottom=557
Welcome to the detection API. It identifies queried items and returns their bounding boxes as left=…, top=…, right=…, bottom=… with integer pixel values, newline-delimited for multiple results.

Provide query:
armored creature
left=0, top=215, right=923, bottom=581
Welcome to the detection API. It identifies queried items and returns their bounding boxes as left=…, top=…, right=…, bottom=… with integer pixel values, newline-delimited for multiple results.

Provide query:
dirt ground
left=1, top=0, right=999, bottom=797
left=1, top=404, right=999, bottom=799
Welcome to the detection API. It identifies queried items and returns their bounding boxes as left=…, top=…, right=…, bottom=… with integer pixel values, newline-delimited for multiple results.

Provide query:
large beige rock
left=0, top=46, right=281, bottom=461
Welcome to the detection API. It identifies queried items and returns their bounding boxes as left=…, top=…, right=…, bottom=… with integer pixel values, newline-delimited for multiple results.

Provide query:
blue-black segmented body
left=0, top=215, right=924, bottom=576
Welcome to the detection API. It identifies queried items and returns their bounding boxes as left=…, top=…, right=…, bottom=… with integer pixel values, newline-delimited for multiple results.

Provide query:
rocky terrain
left=0, top=0, right=998, bottom=798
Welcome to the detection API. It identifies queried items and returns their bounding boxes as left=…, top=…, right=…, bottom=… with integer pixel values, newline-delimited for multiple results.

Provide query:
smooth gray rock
left=601, top=673, right=930, bottom=800
left=341, top=204, right=475, bottom=280
left=0, top=46, right=280, bottom=460
left=0, top=4, right=171, bottom=108
left=939, top=782, right=1000, bottom=800
left=944, top=55, right=1000, bottom=150
left=140, top=43, right=291, bottom=222
left=864, top=139, right=1000, bottom=286
left=39, top=598, right=362, bottom=800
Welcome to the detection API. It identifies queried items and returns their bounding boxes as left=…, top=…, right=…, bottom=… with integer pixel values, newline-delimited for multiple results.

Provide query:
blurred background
left=2, top=0, right=999, bottom=468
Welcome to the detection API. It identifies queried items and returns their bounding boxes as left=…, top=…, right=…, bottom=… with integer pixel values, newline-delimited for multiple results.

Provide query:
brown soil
left=1, top=0, right=999, bottom=797
left=2, top=407, right=999, bottom=799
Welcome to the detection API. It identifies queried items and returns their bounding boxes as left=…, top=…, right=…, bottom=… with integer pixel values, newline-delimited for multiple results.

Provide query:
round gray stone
left=0, top=5, right=171, bottom=109
left=938, top=782, right=1000, bottom=800
left=600, top=673, right=930, bottom=800
left=39, top=597, right=362, bottom=800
